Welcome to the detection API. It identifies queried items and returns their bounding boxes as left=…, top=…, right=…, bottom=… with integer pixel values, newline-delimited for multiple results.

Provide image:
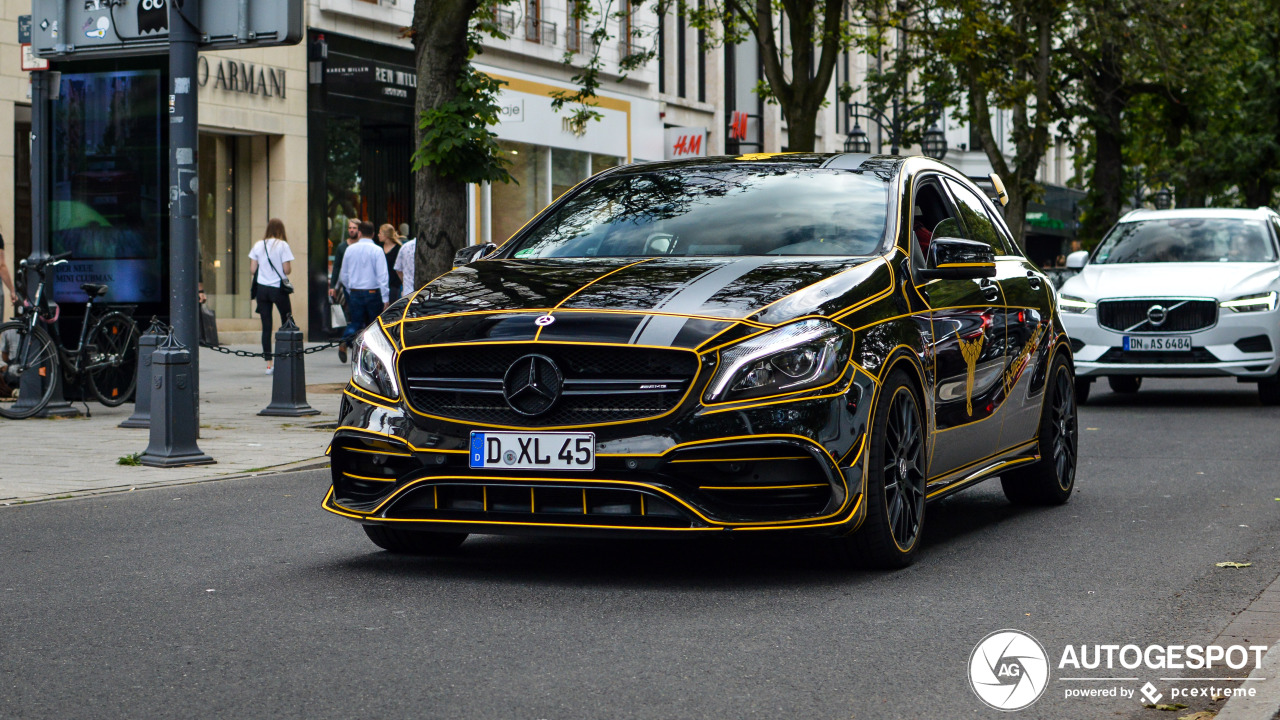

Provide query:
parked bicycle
left=0, top=252, right=140, bottom=419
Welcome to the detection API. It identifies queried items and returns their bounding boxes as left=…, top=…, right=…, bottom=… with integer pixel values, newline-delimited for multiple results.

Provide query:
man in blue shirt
left=337, top=221, right=390, bottom=362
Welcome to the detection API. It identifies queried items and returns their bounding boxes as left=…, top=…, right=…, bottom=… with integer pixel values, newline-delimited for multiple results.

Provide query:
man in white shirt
left=337, top=220, right=390, bottom=361
left=393, top=234, right=417, bottom=299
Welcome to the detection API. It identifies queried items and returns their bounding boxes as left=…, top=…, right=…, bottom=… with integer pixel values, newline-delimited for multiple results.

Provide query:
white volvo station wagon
left=1059, top=207, right=1280, bottom=405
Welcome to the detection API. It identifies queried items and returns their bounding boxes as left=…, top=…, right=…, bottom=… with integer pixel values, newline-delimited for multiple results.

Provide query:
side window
left=910, top=179, right=963, bottom=264
left=944, top=178, right=1012, bottom=256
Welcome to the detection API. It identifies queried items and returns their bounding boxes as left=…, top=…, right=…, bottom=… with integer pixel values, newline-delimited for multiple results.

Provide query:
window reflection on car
left=1094, top=218, right=1277, bottom=264
left=509, top=168, right=890, bottom=259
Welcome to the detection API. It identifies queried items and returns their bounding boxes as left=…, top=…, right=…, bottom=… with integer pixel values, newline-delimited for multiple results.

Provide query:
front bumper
left=1061, top=308, right=1280, bottom=379
left=324, top=375, right=874, bottom=537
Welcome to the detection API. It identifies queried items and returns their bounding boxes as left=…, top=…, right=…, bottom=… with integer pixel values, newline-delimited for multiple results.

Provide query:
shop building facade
left=0, top=0, right=1084, bottom=340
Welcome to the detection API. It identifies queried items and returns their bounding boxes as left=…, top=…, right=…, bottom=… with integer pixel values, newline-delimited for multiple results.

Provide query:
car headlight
left=351, top=323, right=400, bottom=399
left=1059, top=294, right=1096, bottom=314
left=704, top=318, right=851, bottom=403
left=1220, top=291, right=1277, bottom=313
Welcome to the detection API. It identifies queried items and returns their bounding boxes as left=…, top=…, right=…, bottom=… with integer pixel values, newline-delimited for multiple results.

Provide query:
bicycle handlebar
left=19, top=251, right=73, bottom=270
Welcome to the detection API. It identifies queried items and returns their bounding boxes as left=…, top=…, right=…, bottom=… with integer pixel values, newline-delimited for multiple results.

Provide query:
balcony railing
left=494, top=8, right=516, bottom=35
left=618, top=40, right=644, bottom=59
left=566, top=28, right=594, bottom=53
left=526, top=18, right=557, bottom=44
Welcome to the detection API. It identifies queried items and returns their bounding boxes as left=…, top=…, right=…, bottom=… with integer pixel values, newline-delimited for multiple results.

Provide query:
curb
left=0, top=457, right=331, bottom=507
left=1215, top=641, right=1280, bottom=719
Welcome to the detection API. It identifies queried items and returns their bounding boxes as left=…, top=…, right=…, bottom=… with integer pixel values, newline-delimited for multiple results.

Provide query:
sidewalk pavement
left=0, top=344, right=348, bottom=504
left=1215, top=572, right=1280, bottom=719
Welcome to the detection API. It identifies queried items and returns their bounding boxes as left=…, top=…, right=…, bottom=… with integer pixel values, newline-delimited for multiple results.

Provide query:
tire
left=0, top=321, right=60, bottom=420
left=86, top=312, right=139, bottom=407
left=362, top=525, right=468, bottom=555
left=1260, top=376, right=1280, bottom=406
left=833, top=369, right=926, bottom=569
left=1001, top=355, right=1078, bottom=505
left=1107, top=375, right=1141, bottom=394
left=1075, top=377, right=1092, bottom=405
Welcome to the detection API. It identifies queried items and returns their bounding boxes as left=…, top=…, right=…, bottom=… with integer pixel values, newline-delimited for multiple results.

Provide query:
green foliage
left=412, top=65, right=513, bottom=185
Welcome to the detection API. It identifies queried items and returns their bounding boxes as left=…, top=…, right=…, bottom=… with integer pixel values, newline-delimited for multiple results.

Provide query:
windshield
left=505, top=166, right=889, bottom=259
left=1094, top=218, right=1276, bottom=264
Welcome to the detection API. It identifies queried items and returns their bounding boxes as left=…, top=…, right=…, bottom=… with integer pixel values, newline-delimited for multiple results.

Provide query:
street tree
left=889, top=0, right=1069, bottom=245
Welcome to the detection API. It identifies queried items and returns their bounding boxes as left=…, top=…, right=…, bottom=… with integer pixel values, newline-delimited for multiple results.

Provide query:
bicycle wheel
left=86, top=312, right=139, bottom=407
left=0, top=321, right=61, bottom=419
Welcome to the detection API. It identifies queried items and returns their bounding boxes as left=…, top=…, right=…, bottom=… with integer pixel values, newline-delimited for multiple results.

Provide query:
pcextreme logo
left=969, top=629, right=1051, bottom=711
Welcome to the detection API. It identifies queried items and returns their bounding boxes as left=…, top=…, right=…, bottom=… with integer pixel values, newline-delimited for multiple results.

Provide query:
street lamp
left=844, top=122, right=872, bottom=154
left=845, top=101, right=947, bottom=160
left=921, top=124, right=948, bottom=161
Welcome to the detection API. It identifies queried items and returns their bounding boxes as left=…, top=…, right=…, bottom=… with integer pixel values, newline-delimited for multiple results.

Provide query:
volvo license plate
left=469, top=431, right=596, bottom=470
left=1123, top=336, right=1192, bottom=351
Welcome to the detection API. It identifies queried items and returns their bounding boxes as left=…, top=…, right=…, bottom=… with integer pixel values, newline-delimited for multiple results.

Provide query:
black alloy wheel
left=1001, top=355, right=1078, bottom=505
left=834, top=369, right=926, bottom=569
left=1108, top=375, right=1142, bottom=394
left=362, top=525, right=468, bottom=555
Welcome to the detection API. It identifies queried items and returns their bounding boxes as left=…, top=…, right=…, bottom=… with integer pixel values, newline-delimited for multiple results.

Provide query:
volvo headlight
left=1220, top=291, right=1277, bottom=313
left=1059, top=294, right=1096, bottom=314
left=704, top=319, right=851, bottom=403
left=351, top=324, right=400, bottom=399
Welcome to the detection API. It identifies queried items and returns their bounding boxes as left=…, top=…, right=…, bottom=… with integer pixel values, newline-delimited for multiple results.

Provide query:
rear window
left=505, top=166, right=889, bottom=259
left=1095, top=218, right=1276, bottom=263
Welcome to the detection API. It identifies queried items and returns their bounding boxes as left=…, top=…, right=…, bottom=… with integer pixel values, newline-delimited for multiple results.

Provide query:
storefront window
left=492, top=140, right=546, bottom=245
left=552, top=148, right=590, bottom=200
left=199, top=134, right=258, bottom=319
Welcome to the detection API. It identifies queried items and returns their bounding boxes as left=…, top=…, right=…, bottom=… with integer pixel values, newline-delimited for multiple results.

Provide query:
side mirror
left=1065, top=250, right=1089, bottom=269
left=453, top=242, right=498, bottom=267
left=917, top=237, right=997, bottom=280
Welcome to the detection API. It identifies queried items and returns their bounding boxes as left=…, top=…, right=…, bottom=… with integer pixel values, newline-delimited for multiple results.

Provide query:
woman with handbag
left=248, top=218, right=295, bottom=375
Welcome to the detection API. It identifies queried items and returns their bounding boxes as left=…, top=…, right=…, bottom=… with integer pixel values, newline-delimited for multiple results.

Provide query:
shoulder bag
left=264, top=240, right=294, bottom=295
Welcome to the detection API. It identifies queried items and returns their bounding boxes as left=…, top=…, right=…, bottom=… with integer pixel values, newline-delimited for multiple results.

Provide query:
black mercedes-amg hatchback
left=325, top=153, right=1078, bottom=568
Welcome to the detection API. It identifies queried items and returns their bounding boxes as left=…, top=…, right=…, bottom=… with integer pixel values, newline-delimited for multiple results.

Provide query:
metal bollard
left=139, top=330, right=215, bottom=467
left=119, top=318, right=166, bottom=429
left=259, top=315, right=320, bottom=417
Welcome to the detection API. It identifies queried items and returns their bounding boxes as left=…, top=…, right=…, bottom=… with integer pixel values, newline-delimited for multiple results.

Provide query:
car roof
left=609, top=153, right=912, bottom=176
left=1120, top=207, right=1279, bottom=223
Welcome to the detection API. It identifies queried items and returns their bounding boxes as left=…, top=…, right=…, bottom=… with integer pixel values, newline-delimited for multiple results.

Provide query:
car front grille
left=1096, top=347, right=1220, bottom=364
left=1097, top=298, right=1217, bottom=333
left=399, top=343, right=700, bottom=426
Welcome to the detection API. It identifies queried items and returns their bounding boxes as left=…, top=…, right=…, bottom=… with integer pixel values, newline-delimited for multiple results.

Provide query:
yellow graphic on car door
left=959, top=335, right=984, bottom=416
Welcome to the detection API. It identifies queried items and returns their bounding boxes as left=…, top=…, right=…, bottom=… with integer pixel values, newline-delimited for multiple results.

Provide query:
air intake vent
left=1234, top=335, right=1273, bottom=354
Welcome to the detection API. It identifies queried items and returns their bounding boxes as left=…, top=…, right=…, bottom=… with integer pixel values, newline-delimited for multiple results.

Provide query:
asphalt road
left=2, top=376, right=1278, bottom=720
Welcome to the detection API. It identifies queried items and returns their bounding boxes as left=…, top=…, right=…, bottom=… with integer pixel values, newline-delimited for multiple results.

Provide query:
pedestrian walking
left=0, top=232, right=15, bottom=323
left=379, top=223, right=403, bottom=301
left=248, top=218, right=295, bottom=375
left=394, top=231, right=418, bottom=299
left=337, top=220, right=389, bottom=362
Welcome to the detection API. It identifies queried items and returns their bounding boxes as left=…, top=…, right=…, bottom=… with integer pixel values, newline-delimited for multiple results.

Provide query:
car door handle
left=1026, top=271, right=1042, bottom=290
left=979, top=279, right=1000, bottom=302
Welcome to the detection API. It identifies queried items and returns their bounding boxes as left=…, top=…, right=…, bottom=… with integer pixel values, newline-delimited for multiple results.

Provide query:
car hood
left=1061, top=262, right=1280, bottom=300
left=396, top=256, right=888, bottom=350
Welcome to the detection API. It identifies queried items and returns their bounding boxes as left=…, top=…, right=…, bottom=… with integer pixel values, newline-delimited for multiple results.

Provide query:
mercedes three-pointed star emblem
left=502, top=354, right=564, bottom=416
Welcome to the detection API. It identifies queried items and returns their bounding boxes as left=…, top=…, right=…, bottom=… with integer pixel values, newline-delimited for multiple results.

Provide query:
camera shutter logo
left=968, top=630, right=1050, bottom=711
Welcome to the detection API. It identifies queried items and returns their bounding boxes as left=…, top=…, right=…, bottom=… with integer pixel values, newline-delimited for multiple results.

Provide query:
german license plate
left=469, top=431, right=595, bottom=470
left=1123, top=336, right=1192, bottom=351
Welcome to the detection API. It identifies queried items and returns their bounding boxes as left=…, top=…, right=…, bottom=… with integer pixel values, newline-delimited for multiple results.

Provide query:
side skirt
left=923, top=440, right=1040, bottom=502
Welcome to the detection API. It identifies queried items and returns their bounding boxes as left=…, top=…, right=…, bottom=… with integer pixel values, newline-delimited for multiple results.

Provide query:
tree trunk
left=1081, top=42, right=1126, bottom=243
left=413, top=0, right=478, bottom=287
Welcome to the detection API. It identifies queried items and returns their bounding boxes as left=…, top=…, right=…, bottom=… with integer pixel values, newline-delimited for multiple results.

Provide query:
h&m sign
left=664, top=127, right=707, bottom=159
left=197, top=56, right=286, bottom=99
